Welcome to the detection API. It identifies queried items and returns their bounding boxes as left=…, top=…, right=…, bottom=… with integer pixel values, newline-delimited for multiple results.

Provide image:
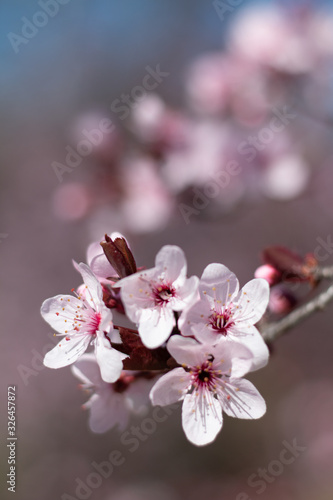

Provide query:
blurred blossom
left=72, top=355, right=155, bottom=433
left=52, top=182, right=92, bottom=220
left=229, top=6, right=312, bottom=74
left=163, top=121, right=229, bottom=192
left=268, top=286, right=297, bottom=315
left=260, top=154, right=310, bottom=200
left=71, top=112, right=123, bottom=164
left=131, top=94, right=190, bottom=152
left=185, top=53, right=270, bottom=124
left=307, top=12, right=333, bottom=60
left=48, top=3, right=333, bottom=232
left=185, top=53, right=233, bottom=115
left=121, top=157, right=174, bottom=233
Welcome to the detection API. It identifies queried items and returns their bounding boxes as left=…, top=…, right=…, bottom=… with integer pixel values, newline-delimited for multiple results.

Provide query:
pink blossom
left=260, top=154, right=310, bottom=200
left=72, top=354, right=154, bottom=433
left=150, top=336, right=266, bottom=446
left=121, top=158, right=174, bottom=233
left=116, top=245, right=199, bottom=349
left=179, top=263, right=269, bottom=370
left=41, top=262, right=127, bottom=382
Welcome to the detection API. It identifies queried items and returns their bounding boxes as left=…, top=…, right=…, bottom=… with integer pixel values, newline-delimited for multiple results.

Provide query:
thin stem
left=261, top=282, right=333, bottom=343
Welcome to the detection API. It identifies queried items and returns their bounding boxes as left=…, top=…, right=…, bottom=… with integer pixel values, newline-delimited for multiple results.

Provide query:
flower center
left=86, top=312, right=102, bottom=334
left=73, top=311, right=101, bottom=335
left=191, top=361, right=219, bottom=392
left=209, top=308, right=234, bottom=336
left=152, top=283, right=176, bottom=306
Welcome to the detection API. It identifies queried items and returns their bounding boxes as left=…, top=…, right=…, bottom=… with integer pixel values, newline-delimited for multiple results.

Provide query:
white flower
left=116, top=245, right=199, bottom=349
left=41, top=262, right=127, bottom=383
left=72, top=354, right=154, bottom=433
left=150, top=336, right=266, bottom=446
left=179, top=263, right=269, bottom=370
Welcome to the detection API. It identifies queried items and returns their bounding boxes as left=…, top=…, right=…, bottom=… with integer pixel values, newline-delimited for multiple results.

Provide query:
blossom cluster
left=41, top=233, right=270, bottom=446
left=52, top=4, right=333, bottom=232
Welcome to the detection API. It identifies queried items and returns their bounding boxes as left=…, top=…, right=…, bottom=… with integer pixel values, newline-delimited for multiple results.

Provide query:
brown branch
left=261, top=282, right=333, bottom=343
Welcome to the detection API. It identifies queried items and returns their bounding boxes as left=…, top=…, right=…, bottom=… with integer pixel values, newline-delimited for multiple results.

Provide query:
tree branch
left=314, top=265, right=333, bottom=280
left=261, top=282, right=333, bottom=343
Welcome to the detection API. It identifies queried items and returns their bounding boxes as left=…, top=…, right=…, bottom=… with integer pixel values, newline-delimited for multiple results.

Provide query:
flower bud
left=254, top=264, right=281, bottom=286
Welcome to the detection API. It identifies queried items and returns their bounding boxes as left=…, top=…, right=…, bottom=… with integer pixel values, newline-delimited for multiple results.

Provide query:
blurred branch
left=261, top=281, right=333, bottom=343
left=313, top=265, right=333, bottom=280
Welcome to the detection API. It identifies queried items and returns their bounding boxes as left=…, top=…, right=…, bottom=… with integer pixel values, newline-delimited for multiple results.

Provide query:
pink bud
left=254, top=264, right=281, bottom=286
left=268, top=287, right=297, bottom=315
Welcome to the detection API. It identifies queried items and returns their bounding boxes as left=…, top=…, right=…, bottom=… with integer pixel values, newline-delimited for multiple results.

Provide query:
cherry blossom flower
left=41, top=262, right=127, bottom=383
left=260, top=154, right=310, bottom=201
left=116, top=245, right=199, bottom=349
left=179, top=263, right=269, bottom=370
left=150, top=336, right=266, bottom=446
left=72, top=354, right=155, bottom=433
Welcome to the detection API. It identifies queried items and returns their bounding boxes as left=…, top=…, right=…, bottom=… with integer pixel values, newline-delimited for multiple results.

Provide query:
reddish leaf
left=262, top=246, right=311, bottom=282
left=100, top=234, right=137, bottom=279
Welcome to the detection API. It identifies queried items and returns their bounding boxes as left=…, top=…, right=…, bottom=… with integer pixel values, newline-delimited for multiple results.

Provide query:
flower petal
left=172, top=275, right=200, bottom=311
left=138, top=307, right=175, bottom=349
left=87, top=392, right=130, bottom=433
left=86, top=241, right=103, bottom=265
left=228, top=324, right=269, bottom=372
left=178, top=299, right=211, bottom=337
left=201, top=263, right=239, bottom=297
left=236, top=278, right=269, bottom=324
left=166, top=336, right=206, bottom=367
left=182, top=392, right=223, bottom=446
left=90, top=254, right=116, bottom=281
left=71, top=354, right=103, bottom=387
left=44, top=334, right=91, bottom=368
left=117, top=269, right=157, bottom=322
left=150, top=368, right=190, bottom=406
left=190, top=322, right=220, bottom=344
left=210, top=340, right=254, bottom=378
left=223, top=378, right=266, bottom=420
left=41, top=295, right=82, bottom=334
left=94, top=332, right=127, bottom=383
left=73, top=261, right=103, bottom=306
left=155, top=245, right=187, bottom=284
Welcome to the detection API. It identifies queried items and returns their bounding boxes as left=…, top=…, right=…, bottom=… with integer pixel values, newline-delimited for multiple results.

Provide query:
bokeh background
left=1, top=0, right=333, bottom=499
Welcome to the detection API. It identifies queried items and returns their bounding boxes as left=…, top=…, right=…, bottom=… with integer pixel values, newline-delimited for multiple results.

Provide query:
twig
left=314, top=265, right=333, bottom=280
left=261, top=282, right=333, bottom=343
